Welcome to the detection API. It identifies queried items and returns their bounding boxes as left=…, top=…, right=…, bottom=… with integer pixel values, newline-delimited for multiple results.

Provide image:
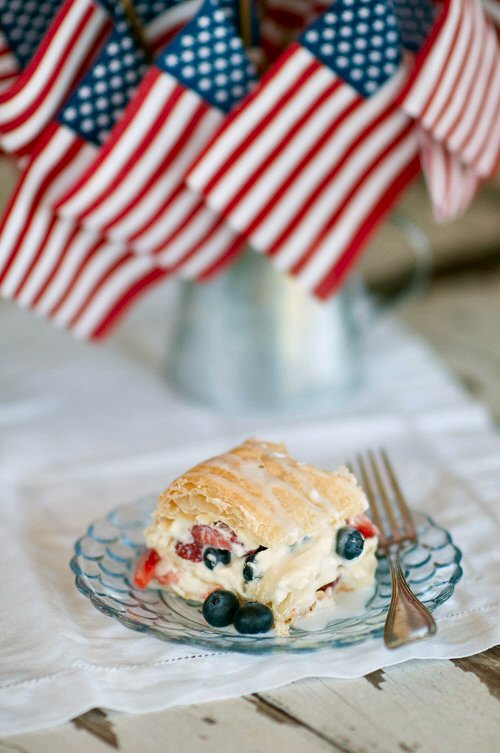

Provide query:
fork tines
left=352, top=450, right=417, bottom=551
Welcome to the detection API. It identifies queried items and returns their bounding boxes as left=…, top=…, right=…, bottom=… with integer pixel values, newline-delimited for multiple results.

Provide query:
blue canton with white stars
left=0, top=0, right=62, bottom=68
left=156, top=0, right=258, bottom=113
left=392, top=0, right=437, bottom=53
left=58, top=2, right=183, bottom=146
left=301, top=0, right=402, bottom=98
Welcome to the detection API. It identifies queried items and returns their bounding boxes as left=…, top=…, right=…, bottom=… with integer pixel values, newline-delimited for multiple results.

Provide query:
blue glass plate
left=70, top=495, right=462, bottom=653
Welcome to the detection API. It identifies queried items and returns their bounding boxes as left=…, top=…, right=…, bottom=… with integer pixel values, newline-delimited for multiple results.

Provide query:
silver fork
left=355, top=449, right=437, bottom=649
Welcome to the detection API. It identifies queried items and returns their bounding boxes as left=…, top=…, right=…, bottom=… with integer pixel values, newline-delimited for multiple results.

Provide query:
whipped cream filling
left=145, top=515, right=378, bottom=631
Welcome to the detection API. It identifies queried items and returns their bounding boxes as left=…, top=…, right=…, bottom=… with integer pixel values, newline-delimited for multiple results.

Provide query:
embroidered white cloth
left=1, top=287, right=500, bottom=735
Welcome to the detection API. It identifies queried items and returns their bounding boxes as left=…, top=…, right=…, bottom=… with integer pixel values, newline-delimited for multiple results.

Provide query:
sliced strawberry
left=156, top=570, right=180, bottom=586
left=133, top=548, right=160, bottom=589
left=318, top=576, right=340, bottom=592
left=191, top=524, right=233, bottom=549
left=175, top=540, right=203, bottom=562
left=213, top=521, right=237, bottom=542
left=352, top=514, right=379, bottom=539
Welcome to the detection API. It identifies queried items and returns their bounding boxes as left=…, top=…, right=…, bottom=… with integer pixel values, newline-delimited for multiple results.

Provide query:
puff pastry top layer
left=154, top=438, right=368, bottom=548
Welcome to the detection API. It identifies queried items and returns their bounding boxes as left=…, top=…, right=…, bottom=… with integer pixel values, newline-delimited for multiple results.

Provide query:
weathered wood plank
left=258, top=658, right=500, bottom=753
left=3, top=655, right=499, bottom=753
left=398, top=270, right=500, bottom=422
left=0, top=697, right=333, bottom=753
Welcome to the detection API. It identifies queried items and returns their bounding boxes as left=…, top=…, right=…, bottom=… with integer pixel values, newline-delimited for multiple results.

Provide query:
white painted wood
left=261, top=659, right=500, bottom=753
left=0, top=696, right=332, bottom=753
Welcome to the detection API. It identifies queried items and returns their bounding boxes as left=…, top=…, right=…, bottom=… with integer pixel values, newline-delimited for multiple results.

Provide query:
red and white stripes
left=0, top=122, right=170, bottom=339
left=146, top=0, right=202, bottom=50
left=187, top=44, right=420, bottom=298
left=401, top=0, right=500, bottom=180
left=417, top=128, right=479, bottom=220
left=55, top=69, right=225, bottom=239
left=53, top=67, right=245, bottom=279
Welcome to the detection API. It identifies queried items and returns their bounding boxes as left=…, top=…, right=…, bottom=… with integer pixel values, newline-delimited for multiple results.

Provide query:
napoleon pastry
left=136, top=439, right=379, bottom=635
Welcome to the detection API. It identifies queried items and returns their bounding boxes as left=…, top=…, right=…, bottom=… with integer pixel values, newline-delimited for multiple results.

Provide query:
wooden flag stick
left=239, top=0, right=252, bottom=49
left=120, top=0, right=153, bottom=63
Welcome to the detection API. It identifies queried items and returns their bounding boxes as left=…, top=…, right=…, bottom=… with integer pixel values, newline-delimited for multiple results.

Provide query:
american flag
left=0, top=0, right=66, bottom=93
left=398, top=0, right=500, bottom=219
left=187, top=0, right=420, bottom=299
left=54, top=0, right=258, bottom=281
left=0, top=0, right=64, bottom=71
left=0, top=27, right=18, bottom=93
left=0, top=0, right=114, bottom=158
left=0, top=1, right=190, bottom=339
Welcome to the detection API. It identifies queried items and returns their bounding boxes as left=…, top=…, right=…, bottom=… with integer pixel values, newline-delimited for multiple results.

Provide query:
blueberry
left=202, top=590, right=239, bottom=627
left=203, top=547, right=231, bottom=570
left=234, top=602, right=274, bottom=634
left=335, top=526, right=365, bottom=560
left=242, top=546, right=267, bottom=582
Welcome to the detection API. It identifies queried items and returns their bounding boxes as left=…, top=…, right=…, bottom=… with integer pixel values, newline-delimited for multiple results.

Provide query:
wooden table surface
left=0, top=171, right=499, bottom=753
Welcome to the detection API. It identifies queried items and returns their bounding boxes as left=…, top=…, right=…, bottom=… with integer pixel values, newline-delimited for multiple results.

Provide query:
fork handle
left=384, top=548, right=437, bottom=649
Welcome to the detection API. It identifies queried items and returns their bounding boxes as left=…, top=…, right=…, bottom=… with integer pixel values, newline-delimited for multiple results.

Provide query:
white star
left=199, top=61, right=212, bottom=74
left=78, top=86, right=92, bottom=99
left=321, top=43, right=334, bottom=55
left=198, top=78, right=211, bottom=90
left=181, top=35, right=195, bottom=46
left=165, top=54, right=178, bottom=66
left=64, top=107, right=77, bottom=121
left=182, top=65, right=196, bottom=78
left=214, top=42, right=226, bottom=54
left=305, top=30, right=319, bottom=43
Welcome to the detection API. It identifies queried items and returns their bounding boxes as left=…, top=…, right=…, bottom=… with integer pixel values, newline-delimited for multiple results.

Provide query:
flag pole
left=120, top=0, right=153, bottom=63
left=239, top=0, right=252, bottom=49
